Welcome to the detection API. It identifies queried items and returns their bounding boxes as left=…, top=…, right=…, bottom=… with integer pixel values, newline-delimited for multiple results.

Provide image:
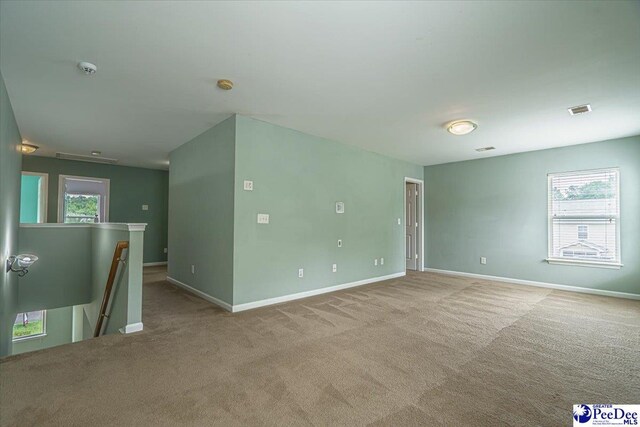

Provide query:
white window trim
left=547, top=167, right=622, bottom=269
left=12, top=310, right=47, bottom=342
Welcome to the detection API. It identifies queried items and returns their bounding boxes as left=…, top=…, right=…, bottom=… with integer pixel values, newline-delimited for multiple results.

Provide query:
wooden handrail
left=94, top=240, right=129, bottom=337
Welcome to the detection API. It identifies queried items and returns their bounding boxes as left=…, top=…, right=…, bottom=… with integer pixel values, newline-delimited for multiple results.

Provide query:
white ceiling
left=1, top=1, right=639, bottom=170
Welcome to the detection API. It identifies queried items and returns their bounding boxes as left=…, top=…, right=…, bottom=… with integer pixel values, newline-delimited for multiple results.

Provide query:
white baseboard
left=144, top=261, right=168, bottom=267
left=119, top=322, right=144, bottom=334
left=232, top=272, right=406, bottom=312
left=423, top=268, right=640, bottom=300
left=166, top=272, right=406, bottom=313
left=166, top=276, right=234, bottom=311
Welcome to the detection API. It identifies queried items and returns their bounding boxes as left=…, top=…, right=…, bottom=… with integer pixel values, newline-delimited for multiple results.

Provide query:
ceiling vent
left=568, top=104, right=592, bottom=115
left=475, top=146, right=495, bottom=152
left=56, top=152, right=118, bottom=165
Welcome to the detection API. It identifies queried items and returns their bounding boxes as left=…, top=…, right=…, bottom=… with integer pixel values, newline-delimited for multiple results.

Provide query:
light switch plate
left=380, top=258, right=384, bottom=265
left=257, top=213, right=270, bottom=224
left=480, top=257, right=487, bottom=265
left=164, top=248, right=168, bottom=254
left=337, top=239, right=342, bottom=248
left=332, top=264, right=337, bottom=273
left=243, top=180, right=254, bottom=191
left=298, top=268, right=304, bottom=278
left=397, top=218, right=401, bottom=225
left=374, top=259, right=378, bottom=266
left=335, top=201, right=345, bottom=214
left=142, top=204, right=149, bottom=211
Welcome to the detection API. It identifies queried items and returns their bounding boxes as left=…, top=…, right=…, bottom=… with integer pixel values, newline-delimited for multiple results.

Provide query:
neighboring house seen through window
left=548, top=168, right=620, bottom=267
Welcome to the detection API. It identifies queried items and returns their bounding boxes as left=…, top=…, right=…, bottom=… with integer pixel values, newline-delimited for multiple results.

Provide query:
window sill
left=546, top=258, right=623, bottom=269
left=12, top=333, right=47, bottom=343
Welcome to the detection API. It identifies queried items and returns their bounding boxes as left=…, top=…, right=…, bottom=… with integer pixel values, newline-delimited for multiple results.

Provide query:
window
left=577, top=225, right=588, bottom=240
left=548, top=168, right=620, bottom=267
left=13, top=310, right=46, bottom=340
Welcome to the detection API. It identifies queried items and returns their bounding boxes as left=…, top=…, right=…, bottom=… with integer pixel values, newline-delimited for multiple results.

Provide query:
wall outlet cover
left=374, top=259, right=378, bottom=266
left=257, top=213, right=270, bottom=224
left=164, top=248, right=168, bottom=254
left=380, top=258, right=384, bottom=265
left=480, top=257, right=487, bottom=265
left=298, top=268, right=304, bottom=278
left=243, top=180, right=254, bottom=191
left=332, top=264, right=337, bottom=273
left=191, top=265, right=195, bottom=274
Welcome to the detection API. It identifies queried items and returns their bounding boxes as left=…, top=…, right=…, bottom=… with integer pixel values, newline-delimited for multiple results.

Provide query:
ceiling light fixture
left=77, top=61, right=97, bottom=75
left=447, top=120, right=477, bottom=135
left=19, top=142, right=39, bottom=154
left=217, top=79, right=234, bottom=90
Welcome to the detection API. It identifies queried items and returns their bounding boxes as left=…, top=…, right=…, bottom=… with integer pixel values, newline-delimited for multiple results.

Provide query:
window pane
left=13, top=310, right=46, bottom=339
left=549, top=169, right=619, bottom=263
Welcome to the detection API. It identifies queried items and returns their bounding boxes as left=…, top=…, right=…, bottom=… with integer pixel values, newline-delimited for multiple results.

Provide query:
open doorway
left=57, top=175, right=110, bottom=223
left=405, top=178, right=424, bottom=271
left=20, top=172, right=48, bottom=223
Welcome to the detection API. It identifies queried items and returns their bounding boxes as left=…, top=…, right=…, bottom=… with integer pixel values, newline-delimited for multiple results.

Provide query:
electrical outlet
left=332, top=264, right=337, bottom=273
left=298, top=268, right=304, bottom=278
left=380, top=257, right=384, bottom=265
left=374, top=258, right=378, bottom=266
left=337, top=239, right=342, bottom=248
left=257, top=213, right=270, bottom=224
left=191, top=265, right=195, bottom=274
left=163, top=247, right=168, bottom=254
left=480, top=257, right=487, bottom=265
left=243, top=180, right=254, bottom=191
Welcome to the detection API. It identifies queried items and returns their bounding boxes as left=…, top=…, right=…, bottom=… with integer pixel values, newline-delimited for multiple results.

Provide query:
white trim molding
left=424, top=268, right=640, bottom=300
left=167, top=272, right=406, bottom=313
left=143, top=261, right=168, bottom=267
left=232, top=272, right=406, bottom=312
left=119, top=322, right=144, bottom=334
left=166, top=277, right=234, bottom=311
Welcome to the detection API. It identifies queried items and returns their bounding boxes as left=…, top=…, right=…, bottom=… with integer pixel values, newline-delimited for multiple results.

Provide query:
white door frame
left=21, top=171, right=49, bottom=223
left=57, top=174, right=111, bottom=223
left=404, top=177, right=424, bottom=271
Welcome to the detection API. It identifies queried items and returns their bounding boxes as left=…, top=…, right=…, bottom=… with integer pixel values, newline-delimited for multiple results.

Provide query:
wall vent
left=475, top=146, right=495, bottom=152
left=568, top=104, right=592, bottom=115
left=56, top=152, right=118, bottom=165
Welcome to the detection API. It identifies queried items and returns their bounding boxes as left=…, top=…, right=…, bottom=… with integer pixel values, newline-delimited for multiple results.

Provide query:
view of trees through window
left=65, top=194, right=100, bottom=223
left=552, top=178, right=614, bottom=201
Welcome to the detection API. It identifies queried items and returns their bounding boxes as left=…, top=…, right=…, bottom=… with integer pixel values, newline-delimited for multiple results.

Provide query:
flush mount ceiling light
left=217, top=79, right=234, bottom=90
left=568, top=104, right=591, bottom=115
left=447, top=120, right=477, bottom=135
left=19, top=142, right=39, bottom=154
left=77, top=61, right=97, bottom=75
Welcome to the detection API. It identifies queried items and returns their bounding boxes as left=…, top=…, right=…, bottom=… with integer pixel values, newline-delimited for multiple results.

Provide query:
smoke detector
left=568, top=104, right=591, bottom=115
left=77, top=61, right=97, bottom=75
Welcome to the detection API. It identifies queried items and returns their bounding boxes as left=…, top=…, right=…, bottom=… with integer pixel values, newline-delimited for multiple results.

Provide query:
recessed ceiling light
left=19, top=141, right=39, bottom=154
left=91, top=151, right=102, bottom=156
left=217, top=79, right=234, bottom=90
left=568, top=104, right=591, bottom=115
left=447, top=120, right=477, bottom=135
left=77, top=61, right=97, bottom=75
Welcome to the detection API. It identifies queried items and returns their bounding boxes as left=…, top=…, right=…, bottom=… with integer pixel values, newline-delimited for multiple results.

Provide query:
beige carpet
left=1, top=267, right=638, bottom=426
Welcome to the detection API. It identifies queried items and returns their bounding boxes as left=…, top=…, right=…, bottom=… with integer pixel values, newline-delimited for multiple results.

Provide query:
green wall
left=22, top=156, right=168, bottom=263
left=168, top=115, right=423, bottom=307
left=20, top=174, right=40, bottom=223
left=233, top=116, right=423, bottom=304
left=423, top=136, right=640, bottom=295
left=168, top=115, right=236, bottom=304
left=17, top=226, right=92, bottom=311
left=0, top=71, right=22, bottom=357
left=11, top=306, right=73, bottom=355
